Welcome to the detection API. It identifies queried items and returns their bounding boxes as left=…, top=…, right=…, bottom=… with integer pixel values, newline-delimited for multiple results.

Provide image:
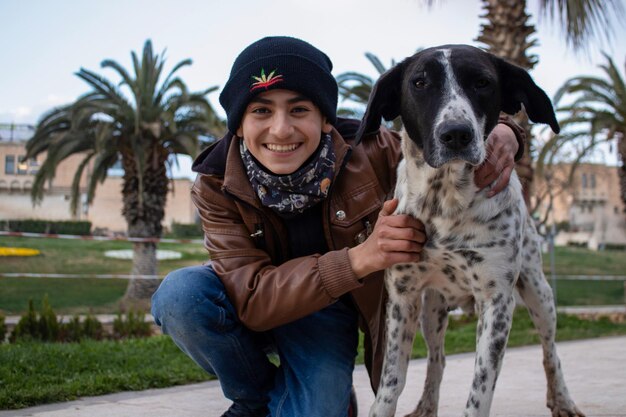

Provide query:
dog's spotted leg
left=517, top=229, right=585, bottom=416
left=369, top=266, right=422, bottom=417
left=405, top=289, right=448, bottom=417
left=463, top=290, right=515, bottom=417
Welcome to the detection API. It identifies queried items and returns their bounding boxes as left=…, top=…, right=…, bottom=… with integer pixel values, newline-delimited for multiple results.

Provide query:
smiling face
left=236, top=89, right=332, bottom=175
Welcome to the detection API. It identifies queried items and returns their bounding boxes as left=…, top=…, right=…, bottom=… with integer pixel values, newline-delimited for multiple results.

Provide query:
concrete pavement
left=2, top=336, right=625, bottom=417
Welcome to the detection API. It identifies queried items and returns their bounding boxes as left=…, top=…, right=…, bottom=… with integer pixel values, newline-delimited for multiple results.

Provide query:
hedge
left=1, top=219, right=92, bottom=235
left=169, top=222, right=202, bottom=238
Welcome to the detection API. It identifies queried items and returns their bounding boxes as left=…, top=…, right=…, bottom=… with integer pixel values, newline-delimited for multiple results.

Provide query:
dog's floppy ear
left=493, top=57, right=560, bottom=134
left=355, top=62, right=405, bottom=143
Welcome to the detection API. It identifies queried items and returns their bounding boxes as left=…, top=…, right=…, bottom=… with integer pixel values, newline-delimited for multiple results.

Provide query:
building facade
left=0, top=124, right=196, bottom=233
left=533, top=162, right=626, bottom=249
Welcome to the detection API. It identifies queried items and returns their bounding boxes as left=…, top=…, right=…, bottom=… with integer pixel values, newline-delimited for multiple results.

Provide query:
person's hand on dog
left=348, top=198, right=426, bottom=278
left=474, top=123, right=519, bottom=198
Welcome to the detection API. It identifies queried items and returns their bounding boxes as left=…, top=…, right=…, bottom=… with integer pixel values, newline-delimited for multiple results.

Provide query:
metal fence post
left=550, top=223, right=557, bottom=306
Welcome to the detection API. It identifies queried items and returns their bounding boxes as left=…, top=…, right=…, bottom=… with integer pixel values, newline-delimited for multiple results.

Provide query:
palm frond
left=538, top=0, right=625, bottom=50
left=365, top=52, right=388, bottom=75
left=75, top=68, right=134, bottom=116
left=69, top=152, right=96, bottom=215
left=101, top=59, right=136, bottom=90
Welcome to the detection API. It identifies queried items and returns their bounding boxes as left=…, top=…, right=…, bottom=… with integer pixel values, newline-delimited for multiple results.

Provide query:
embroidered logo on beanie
left=250, top=68, right=284, bottom=92
left=219, top=36, right=338, bottom=134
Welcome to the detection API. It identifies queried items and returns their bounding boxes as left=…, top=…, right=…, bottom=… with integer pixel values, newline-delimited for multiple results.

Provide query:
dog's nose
left=439, top=123, right=473, bottom=150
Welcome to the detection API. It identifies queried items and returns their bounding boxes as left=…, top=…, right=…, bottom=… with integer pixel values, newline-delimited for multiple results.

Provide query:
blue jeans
left=151, top=265, right=358, bottom=417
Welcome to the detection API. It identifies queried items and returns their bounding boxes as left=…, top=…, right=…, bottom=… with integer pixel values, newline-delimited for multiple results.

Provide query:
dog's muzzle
left=438, top=122, right=474, bottom=151
left=431, top=121, right=483, bottom=166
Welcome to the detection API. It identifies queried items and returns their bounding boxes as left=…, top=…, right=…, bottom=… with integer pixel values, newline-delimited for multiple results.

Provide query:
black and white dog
left=355, top=45, right=584, bottom=417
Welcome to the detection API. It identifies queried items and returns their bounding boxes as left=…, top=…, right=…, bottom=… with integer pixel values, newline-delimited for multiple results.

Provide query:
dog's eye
left=415, top=79, right=427, bottom=89
left=475, top=78, right=490, bottom=89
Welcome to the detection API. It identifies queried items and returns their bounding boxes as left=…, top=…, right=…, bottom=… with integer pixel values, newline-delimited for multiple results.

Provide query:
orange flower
left=320, top=178, right=332, bottom=195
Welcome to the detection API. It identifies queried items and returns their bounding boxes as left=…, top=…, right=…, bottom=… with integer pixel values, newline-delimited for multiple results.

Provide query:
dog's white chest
left=390, top=156, right=525, bottom=307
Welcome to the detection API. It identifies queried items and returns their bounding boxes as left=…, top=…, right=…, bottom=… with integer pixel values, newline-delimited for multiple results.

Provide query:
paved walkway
left=2, top=336, right=625, bottom=417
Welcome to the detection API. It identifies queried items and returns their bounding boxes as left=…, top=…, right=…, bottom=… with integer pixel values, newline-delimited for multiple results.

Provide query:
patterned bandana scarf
left=240, top=133, right=336, bottom=217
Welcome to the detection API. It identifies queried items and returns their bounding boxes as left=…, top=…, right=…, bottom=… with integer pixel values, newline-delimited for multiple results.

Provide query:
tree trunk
left=476, top=0, right=537, bottom=206
left=120, top=241, right=159, bottom=311
left=119, top=144, right=169, bottom=311
left=618, top=134, right=626, bottom=209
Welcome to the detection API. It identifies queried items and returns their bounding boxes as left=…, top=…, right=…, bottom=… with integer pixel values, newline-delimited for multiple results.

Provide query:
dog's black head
left=355, top=44, right=560, bottom=168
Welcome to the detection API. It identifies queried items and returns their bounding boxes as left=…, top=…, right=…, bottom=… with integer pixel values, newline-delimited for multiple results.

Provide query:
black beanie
left=219, top=36, right=338, bottom=134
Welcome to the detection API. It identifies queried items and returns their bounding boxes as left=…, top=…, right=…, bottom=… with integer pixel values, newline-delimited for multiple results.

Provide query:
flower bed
left=0, top=247, right=41, bottom=257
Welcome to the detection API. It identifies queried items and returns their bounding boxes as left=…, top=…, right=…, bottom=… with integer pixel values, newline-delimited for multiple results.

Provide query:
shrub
left=112, top=310, right=151, bottom=339
left=9, top=296, right=62, bottom=343
left=604, top=243, right=626, bottom=251
left=0, top=313, right=6, bottom=343
left=555, top=221, right=570, bottom=232
left=169, top=221, right=202, bottom=239
left=8, top=299, right=150, bottom=343
left=2, top=219, right=92, bottom=235
left=82, top=314, right=104, bottom=340
left=59, top=315, right=83, bottom=342
left=38, top=295, right=60, bottom=342
left=10, top=300, right=40, bottom=342
left=59, top=314, right=104, bottom=342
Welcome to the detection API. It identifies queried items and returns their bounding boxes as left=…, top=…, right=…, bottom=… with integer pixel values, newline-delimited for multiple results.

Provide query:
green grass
left=1, top=238, right=625, bottom=315
left=0, top=236, right=208, bottom=315
left=0, top=236, right=208, bottom=276
left=553, top=279, right=624, bottom=306
left=0, top=336, right=212, bottom=410
left=4, top=311, right=626, bottom=411
left=543, top=246, right=626, bottom=276
left=354, top=309, right=626, bottom=367
left=0, top=277, right=128, bottom=315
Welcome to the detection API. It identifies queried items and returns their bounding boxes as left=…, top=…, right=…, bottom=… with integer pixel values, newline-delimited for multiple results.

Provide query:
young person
left=151, top=36, right=524, bottom=417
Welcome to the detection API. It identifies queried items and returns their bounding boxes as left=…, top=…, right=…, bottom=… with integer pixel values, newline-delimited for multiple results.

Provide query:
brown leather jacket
left=190, top=117, right=524, bottom=391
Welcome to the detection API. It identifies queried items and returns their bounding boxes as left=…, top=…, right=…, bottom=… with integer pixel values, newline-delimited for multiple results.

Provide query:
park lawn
left=0, top=236, right=208, bottom=276
left=4, top=311, right=626, bottom=410
left=553, top=279, right=624, bottom=306
left=2, top=238, right=624, bottom=315
left=0, top=236, right=208, bottom=315
left=544, top=246, right=626, bottom=276
left=0, top=336, right=212, bottom=410
left=354, top=309, right=626, bottom=366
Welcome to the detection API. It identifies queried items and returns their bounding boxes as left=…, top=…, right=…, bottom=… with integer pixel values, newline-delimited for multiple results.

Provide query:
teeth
left=266, top=143, right=299, bottom=152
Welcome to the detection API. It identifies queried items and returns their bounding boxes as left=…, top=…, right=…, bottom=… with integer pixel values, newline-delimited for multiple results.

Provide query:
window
left=5, top=155, right=15, bottom=174
left=581, top=173, right=587, bottom=188
left=16, top=155, right=28, bottom=175
left=28, top=158, right=39, bottom=174
left=590, top=173, right=596, bottom=189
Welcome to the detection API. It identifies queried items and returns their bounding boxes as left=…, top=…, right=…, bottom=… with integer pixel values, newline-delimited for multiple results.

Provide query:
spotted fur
left=356, top=45, right=584, bottom=417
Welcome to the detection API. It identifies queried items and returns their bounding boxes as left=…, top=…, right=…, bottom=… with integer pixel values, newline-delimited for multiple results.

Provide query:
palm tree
left=25, top=40, right=225, bottom=309
left=336, top=52, right=407, bottom=130
left=539, top=52, right=626, bottom=207
left=423, top=0, right=624, bottom=204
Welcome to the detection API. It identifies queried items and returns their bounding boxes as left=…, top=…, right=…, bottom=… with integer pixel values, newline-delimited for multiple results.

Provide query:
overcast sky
left=2, top=0, right=625, bottom=170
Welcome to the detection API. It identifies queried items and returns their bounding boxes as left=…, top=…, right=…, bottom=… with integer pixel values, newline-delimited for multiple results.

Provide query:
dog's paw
left=548, top=400, right=585, bottom=417
left=404, top=405, right=437, bottom=417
